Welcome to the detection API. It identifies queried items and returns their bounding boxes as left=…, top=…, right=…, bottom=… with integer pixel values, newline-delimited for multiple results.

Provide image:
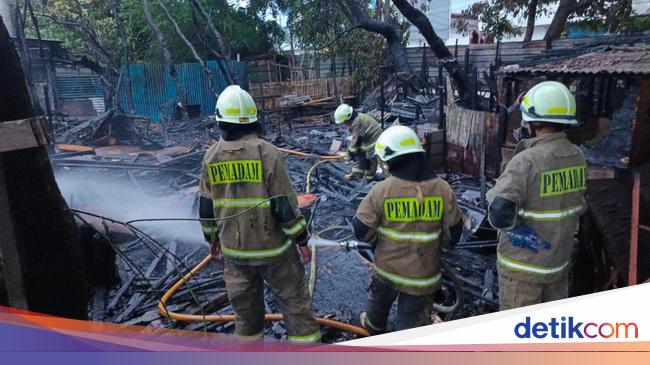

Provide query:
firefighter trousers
left=365, top=276, right=434, bottom=333
left=223, top=248, right=321, bottom=342
left=351, top=151, right=378, bottom=178
left=498, top=269, right=568, bottom=310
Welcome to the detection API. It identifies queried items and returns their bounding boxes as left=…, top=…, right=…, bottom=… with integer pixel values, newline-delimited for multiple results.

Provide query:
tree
left=110, top=0, right=135, bottom=112
left=391, top=0, right=470, bottom=103
left=36, top=0, right=121, bottom=108
left=251, top=0, right=394, bottom=93
left=457, top=0, right=554, bottom=41
left=0, top=15, right=88, bottom=318
left=545, top=0, right=633, bottom=41
left=458, top=0, right=634, bottom=43
left=335, top=0, right=412, bottom=74
left=524, top=0, right=540, bottom=42
left=35, top=0, right=284, bottom=63
left=142, top=0, right=186, bottom=106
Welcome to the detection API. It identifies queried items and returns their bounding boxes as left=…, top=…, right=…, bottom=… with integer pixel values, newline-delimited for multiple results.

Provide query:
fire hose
left=303, top=159, right=465, bottom=314
left=159, top=154, right=465, bottom=336
left=157, top=253, right=370, bottom=337
left=156, top=159, right=369, bottom=337
left=307, top=236, right=465, bottom=314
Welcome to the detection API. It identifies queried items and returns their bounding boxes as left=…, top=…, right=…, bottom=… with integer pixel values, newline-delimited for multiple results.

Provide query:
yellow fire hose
left=277, top=147, right=345, bottom=161
left=158, top=155, right=369, bottom=338
left=158, top=253, right=369, bottom=337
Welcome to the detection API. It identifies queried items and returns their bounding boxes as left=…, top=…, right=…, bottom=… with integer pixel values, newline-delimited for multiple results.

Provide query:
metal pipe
left=628, top=172, right=640, bottom=286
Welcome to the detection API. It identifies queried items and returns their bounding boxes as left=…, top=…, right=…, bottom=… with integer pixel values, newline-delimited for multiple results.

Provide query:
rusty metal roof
left=503, top=46, right=650, bottom=76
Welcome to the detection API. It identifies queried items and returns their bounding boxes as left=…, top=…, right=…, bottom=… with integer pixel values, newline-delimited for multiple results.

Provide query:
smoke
left=55, top=171, right=207, bottom=247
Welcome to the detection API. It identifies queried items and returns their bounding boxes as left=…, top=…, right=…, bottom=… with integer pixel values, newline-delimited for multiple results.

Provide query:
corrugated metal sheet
left=503, top=46, right=650, bottom=76
left=55, top=66, right=105, bottom=114
left=118, top=61, right=246, bottom=121
left=55, top=67, right=104, bottom=101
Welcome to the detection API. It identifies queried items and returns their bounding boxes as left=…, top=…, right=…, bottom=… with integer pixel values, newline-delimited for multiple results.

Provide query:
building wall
left=405, top=0, right=450, bottom=47
left=633, top=0, right=650, bottom=15
left=0, top=0, right=15, bottom=37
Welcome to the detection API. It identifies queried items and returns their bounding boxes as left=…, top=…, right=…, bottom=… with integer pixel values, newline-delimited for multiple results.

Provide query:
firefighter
left=352, top=126, right=464, bottom=334
left=334, top=103, right=382, bottom=181
left=486, top=81, right=587, bottom=310
left=198, top=85, right=320, bottom=343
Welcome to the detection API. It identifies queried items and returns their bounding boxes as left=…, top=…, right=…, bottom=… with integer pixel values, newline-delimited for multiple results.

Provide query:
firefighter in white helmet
left=334, top=103, right=382, bottom=181
left=198, top=85, right=320, bottom=342
left=487, top=81, right=587, bottom=310
left=352, top=125, right=463, bottom=334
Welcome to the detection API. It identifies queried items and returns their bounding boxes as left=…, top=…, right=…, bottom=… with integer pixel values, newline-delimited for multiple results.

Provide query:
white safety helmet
left=519, top=81, right=577, bottom=125
left=374, top=125, right=425, bottom=162
left=334, top=103, right=353, bottom=124
left=215, top=85, right=258, bottom=124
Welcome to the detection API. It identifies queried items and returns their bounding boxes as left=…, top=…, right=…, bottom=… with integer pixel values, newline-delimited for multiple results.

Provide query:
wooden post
left=628, top=172, right=640, bottom=286
left=380, top=64, right=385, bottom=129
left=0, top=159, right=28, bottom=309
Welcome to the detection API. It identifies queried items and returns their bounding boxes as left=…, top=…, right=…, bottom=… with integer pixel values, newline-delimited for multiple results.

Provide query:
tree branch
left=391, top=0, right=470, bottom=103
left=335, top=0, right=412, bottom=74
left=142, top=0, right=186, bottom=106
left=153, top=0, right=215, bottom=93
left=189, top=0, right=230, bottom=58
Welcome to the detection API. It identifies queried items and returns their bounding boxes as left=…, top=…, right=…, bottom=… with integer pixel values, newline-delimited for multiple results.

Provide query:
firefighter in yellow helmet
left=352, top=126, right=463, bottom=334
left=486, top=81, right=587, bottom=310
left=334, top=103, right=382, bottom=181
left=198, top=85, right=320, bottom=342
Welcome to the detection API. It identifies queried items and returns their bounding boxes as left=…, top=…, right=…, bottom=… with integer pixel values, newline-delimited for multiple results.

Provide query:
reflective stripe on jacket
left=348, top=113, right=382, bottom=156
left=199, top=133, right=306, bottom=264
left=355, top=176, right=462, bottom=296
left=487, top=132, right=586, bottom=283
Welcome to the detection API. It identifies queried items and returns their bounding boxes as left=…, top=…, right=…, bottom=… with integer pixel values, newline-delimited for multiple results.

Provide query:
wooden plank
left=0, top=117, right=51, bottom=153
left=56, top=144, right=95, bottom=152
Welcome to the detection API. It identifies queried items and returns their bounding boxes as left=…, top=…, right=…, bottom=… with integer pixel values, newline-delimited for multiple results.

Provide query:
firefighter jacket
left=199, top=133, right=307, bottom=265
left=348, top=113, right=382, bottom=157
left=355, top=176, right=462, bottom=296
left=487, top=132, right=587, bottom=283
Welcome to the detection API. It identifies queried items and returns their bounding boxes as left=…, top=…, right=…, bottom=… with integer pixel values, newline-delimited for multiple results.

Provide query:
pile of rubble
left=49, top=107, right=498, bottom=343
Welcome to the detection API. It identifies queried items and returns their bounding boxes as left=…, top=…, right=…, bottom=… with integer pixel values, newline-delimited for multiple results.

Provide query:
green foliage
left=252, top=0, right=393, bottom=93
left=456, top=0, right=553, bottom=39
left=456, top=0, right=637, bottom=39
left=32, top=0, right=284, bottom=64
left=570, top=0, right=634, bottom=34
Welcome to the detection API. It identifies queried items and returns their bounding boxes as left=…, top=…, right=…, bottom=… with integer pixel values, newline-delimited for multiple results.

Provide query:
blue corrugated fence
left=118, top=61, right=246, bottom=121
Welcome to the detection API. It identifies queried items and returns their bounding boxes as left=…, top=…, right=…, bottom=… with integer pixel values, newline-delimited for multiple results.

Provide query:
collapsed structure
left=1, top=13, right=648, bottom=342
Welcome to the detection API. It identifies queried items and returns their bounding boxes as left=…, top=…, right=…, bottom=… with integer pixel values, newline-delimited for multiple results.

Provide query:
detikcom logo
left=514, top=316, right=639, bottom=339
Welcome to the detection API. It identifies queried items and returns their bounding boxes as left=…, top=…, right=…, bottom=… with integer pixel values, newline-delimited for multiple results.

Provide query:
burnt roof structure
left=503, top=46, right=650, bottom=76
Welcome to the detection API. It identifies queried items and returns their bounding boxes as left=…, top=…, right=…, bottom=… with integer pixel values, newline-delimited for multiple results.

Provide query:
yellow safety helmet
left=215, top=85, right=258, bottom=124
left=334, top=103, right=353, bottom=124
left=374, top=125, right=424, bottom=162
left=520, top=81, right=578, bottom=125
